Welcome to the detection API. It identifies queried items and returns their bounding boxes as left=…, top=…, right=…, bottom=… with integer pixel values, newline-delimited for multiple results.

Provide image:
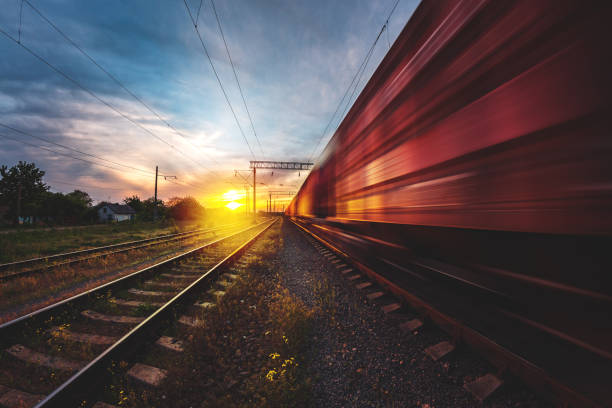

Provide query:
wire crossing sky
left=0, top=0, right=419, bottom=205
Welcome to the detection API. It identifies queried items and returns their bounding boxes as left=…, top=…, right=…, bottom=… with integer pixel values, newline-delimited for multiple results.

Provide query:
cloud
left=0, top=0, right=420, bottom=205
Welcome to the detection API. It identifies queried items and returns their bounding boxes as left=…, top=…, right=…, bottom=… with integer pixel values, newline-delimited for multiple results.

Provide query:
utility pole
left=154, top=166, right=158, bottom=221
left=153, top=166, right=176, bottom=221
left=16, top=181, right=22, bottom=225
left=252, top=167, right=256, bottom=220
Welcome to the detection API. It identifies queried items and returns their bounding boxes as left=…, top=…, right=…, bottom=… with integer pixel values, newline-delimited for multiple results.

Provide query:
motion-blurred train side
left=287, top=0, right=612, bottom=400
left=289, top=0, right=611, bottom=234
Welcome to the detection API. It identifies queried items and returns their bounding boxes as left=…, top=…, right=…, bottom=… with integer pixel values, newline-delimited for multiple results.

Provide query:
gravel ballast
left=279, top=219, right=549, bottom=408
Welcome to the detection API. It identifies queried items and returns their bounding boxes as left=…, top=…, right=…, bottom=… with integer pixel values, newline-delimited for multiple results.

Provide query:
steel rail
left=0, top=219, right=269, bottom=332
left=0, top=222, right=240, bottom=282
left=33, top=217, right=277, bottom=407
left=289, top=217, right=605, bottom=408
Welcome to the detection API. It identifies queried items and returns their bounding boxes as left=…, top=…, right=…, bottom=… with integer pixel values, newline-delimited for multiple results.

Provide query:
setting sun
left=225, top=201, right=242, bottom=210
left=222, top=190, right=244, bottom=202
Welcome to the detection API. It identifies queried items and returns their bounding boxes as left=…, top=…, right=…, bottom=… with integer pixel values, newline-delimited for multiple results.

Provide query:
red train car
left=288, top=0, right=612, bottom=404
left=289, top=0, right=612, bottom=233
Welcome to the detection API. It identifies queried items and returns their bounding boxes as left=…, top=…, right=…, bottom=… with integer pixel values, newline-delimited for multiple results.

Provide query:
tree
left=123, top=195, right=144, bottom=213
left=0, top=161, right=48, bottom=223
left=67, top=190, right=93, bottom=208
left=36, top=190, right=93, bottom=225
left=167, top=196, right=205, bottom=221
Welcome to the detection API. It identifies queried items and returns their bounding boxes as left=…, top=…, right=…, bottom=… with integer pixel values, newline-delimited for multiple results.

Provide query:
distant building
left=97, top=203, right=135, bottom=222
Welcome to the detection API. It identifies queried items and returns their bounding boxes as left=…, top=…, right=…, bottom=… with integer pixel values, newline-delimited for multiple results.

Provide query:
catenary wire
left=336, top=26, right=384, bottom=133
left=182, top=0, right=257, bottom=161
left=195, top=0, right=204, bottom=27
left=0, top=132, right=154, bottom=177
left=0, top=122, right=158, bottom=177
left=44, top=179, right=126, bottom=191
left=22, top=0, right=223, bottom=175
left=210, top=0, right=265, bottom=158
left=0, top=26, right=215, bottom=177
left=306, top=0, right=401, bottom=164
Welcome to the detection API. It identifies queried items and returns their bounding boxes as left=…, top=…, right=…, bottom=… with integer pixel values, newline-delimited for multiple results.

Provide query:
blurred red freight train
left=289, top=0, right=612, bottom=233
left=288, top=0, right=612, bottom=403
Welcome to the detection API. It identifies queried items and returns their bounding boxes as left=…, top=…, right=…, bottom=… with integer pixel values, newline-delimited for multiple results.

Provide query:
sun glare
left=226, top=201, right=242, bottom=210
left=222, top=190, right=243, bottom=202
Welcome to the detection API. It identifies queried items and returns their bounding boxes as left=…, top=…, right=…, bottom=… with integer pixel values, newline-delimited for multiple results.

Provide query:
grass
left=0, top=214, right=253, bottom=264
left=0, top=226, right=248, bottom=322
left=103, top=219, right=315, bottom=408
left=0, top=221, right=192, bottom=264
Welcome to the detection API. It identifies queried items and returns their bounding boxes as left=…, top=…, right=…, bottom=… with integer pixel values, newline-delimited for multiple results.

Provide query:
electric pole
left=16, top=181, right=22, bottom=225
left=153, top=166, right=176, bottom=221
left=154, top=166, right=158, bottom=221
left=252, top=167, right=256, bottom=221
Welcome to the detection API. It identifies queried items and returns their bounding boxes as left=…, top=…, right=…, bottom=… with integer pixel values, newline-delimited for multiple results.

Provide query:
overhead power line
left=195, top=0, right=204, bottom=27
left=0, top=132, right=153, bottom=176
left=0, top=122, right=157, bottom=176
left=182, top=0, right=257, bottom=161
left=307, top=0, right=401, bottom=164
left=210, top=0, right=265, bottom=158
left=22, top=0, right=222, bottom=175
left=45, top=179, right=126, bottom=191
left=0, top=26, right=213, bottom=177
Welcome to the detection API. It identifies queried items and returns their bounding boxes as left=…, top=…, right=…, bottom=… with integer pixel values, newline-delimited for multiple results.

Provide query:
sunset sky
left=0, top=0, right=418, bottom=207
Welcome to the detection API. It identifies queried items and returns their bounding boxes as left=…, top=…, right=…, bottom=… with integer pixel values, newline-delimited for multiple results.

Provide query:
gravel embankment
left=279, top=219, right=549, bottom=408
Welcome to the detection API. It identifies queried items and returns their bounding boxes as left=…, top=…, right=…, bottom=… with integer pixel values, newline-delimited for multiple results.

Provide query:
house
left=97, top=203, right=135, bottom=222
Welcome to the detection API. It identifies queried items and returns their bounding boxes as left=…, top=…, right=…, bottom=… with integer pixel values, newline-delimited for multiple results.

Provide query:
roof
left=102, top=203, right=135, bottom=215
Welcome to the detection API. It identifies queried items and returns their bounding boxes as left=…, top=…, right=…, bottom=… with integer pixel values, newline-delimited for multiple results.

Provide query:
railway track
left=290, top=217, right=611, bottom=408
left=0, top=222, right=241, bottom=282
left=0, top=218, right=277, bottom=408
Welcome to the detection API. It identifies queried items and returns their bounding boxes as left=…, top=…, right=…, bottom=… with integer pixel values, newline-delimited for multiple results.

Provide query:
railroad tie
left=144, top=280, right=179, bottom=288
left=178, top=315, right=205, bottom=328
left=339, top=268, right=354, bottom=275
left=464, top=373, right=503, bottom=402
left=366, top=291, right=385, bottom=300
left=355, top=281, right=373, bottom=290
left=222, top=273, right=239, bottom=280
left=171, top=267, right=198, bottom=273
left=5, top=344, right=83, bottom=371
left=335, top=264, right=349, bottom=270
left=216, top=280, right=233, bottom=289
left=81, top=310, right=144, bottom=325
left=0, top=385, right=43, bottom=408
left=424, top=341, right=455, bottom=361
left=112, top=299, right=163, bottom=308
left=347, top=274, right=362, bottom=281
left=194, top=301, right=216, bottom=309
left=382, top=303, right=402, bottom=314
left=207, top=289, right=226, bottom=300
left=49, top=327, right=118, bottom=345
left=161, top=273, right=194, bottom=279
left=400, top=319, right=423, bottom=333
left=128, top=288, right=168, bottom=297
left=127, top=363, right=168, bottom=387
left=155, top=336, right=184, bottom=352
left=92, top=402, right=119, bottom=408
